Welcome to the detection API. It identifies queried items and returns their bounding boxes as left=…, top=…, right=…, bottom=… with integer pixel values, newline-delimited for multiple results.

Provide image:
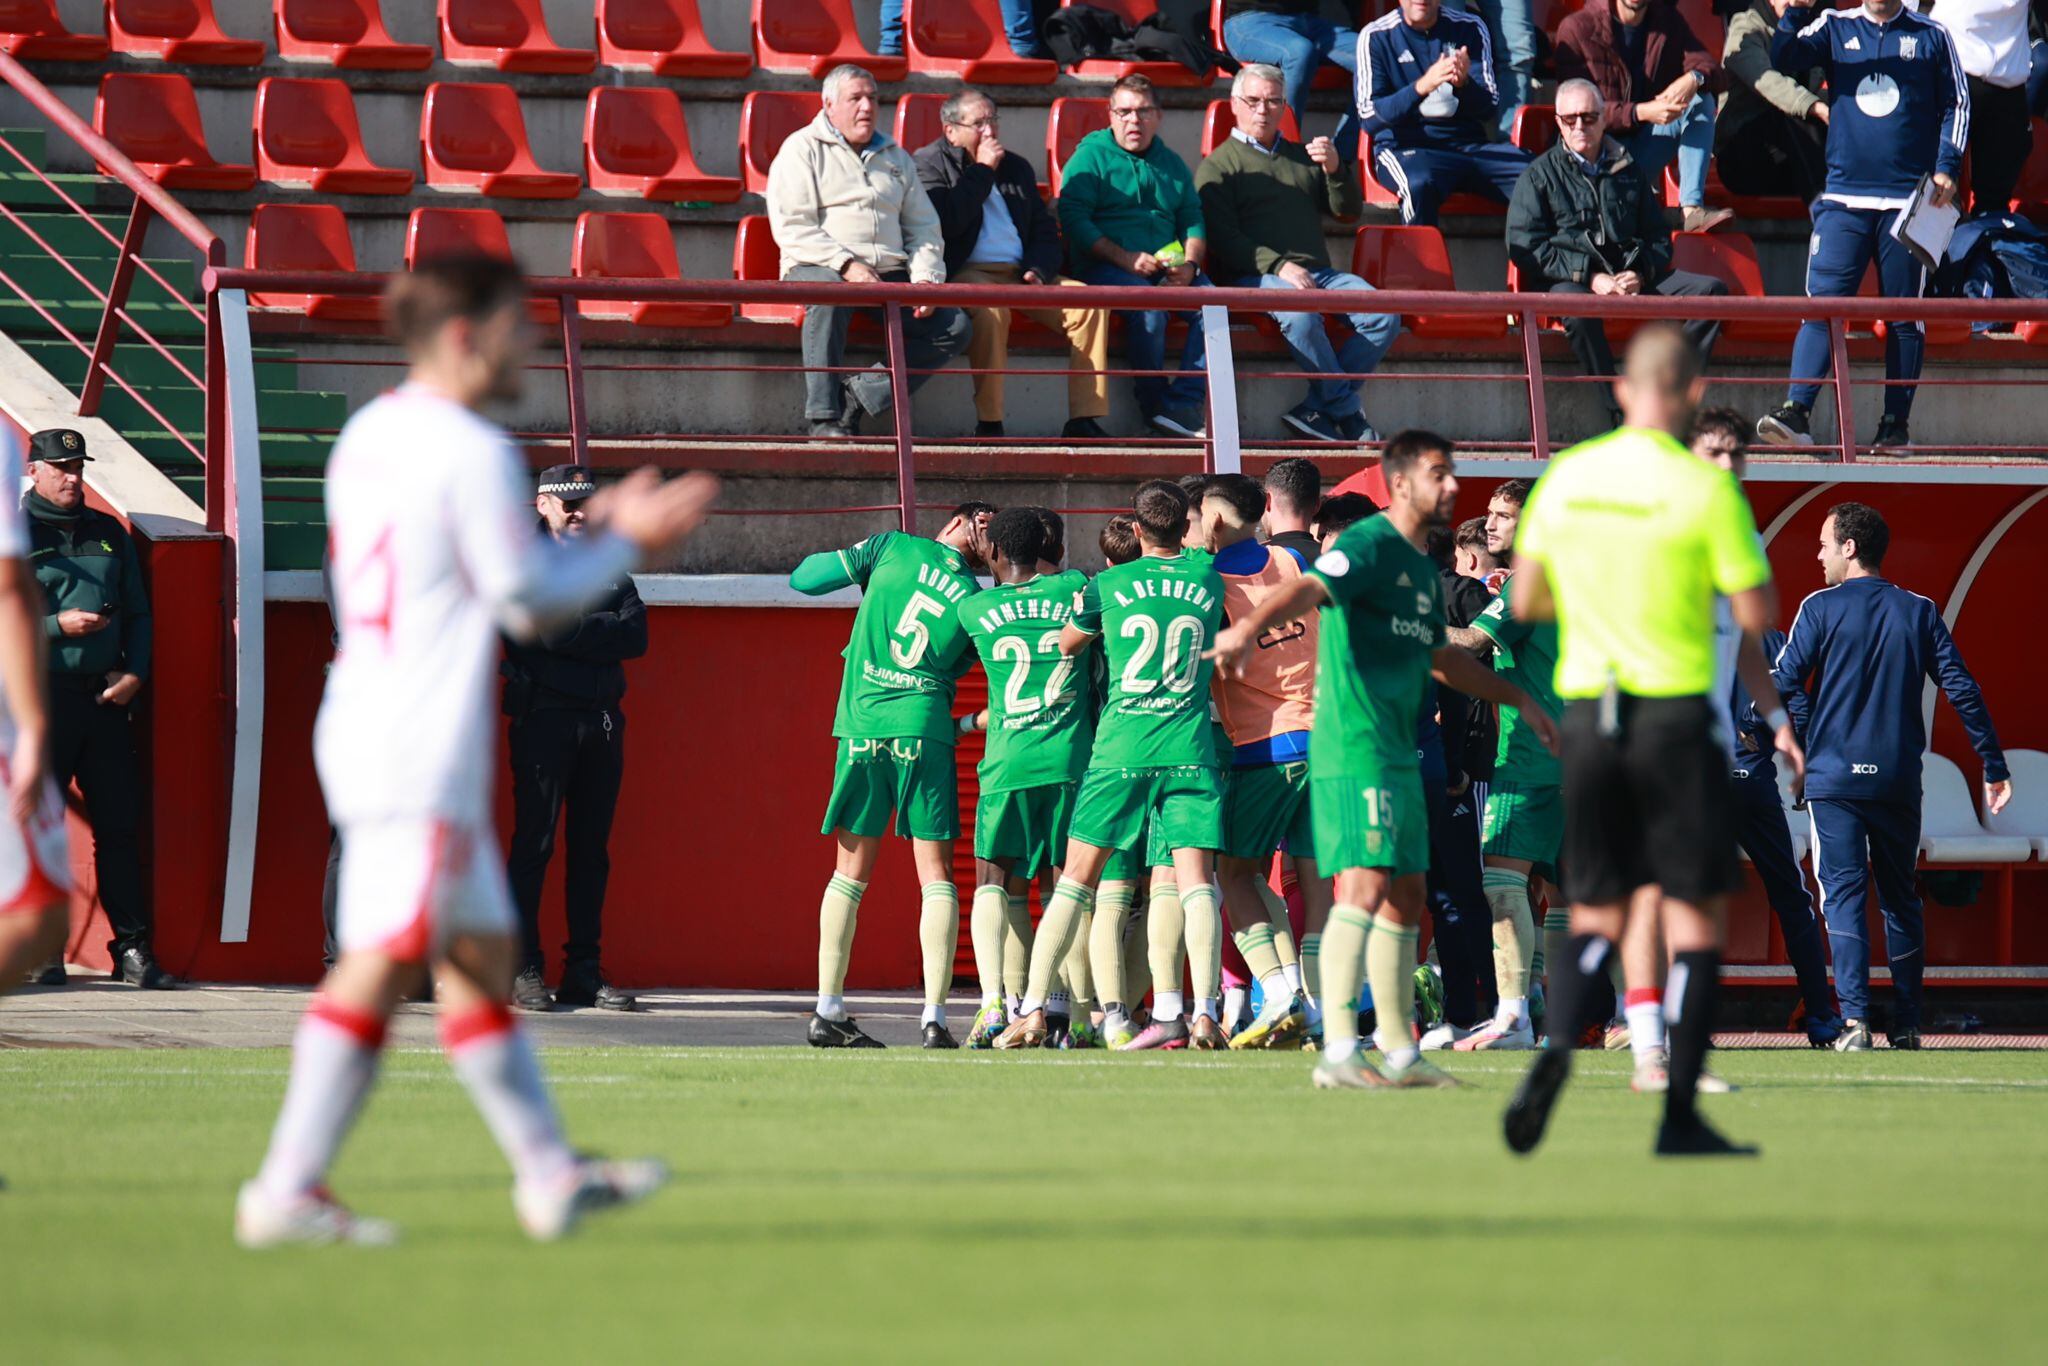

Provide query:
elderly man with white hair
left=767, top=64, right=971, bottom=439
left=1196, top=63, right=1402, bottom=443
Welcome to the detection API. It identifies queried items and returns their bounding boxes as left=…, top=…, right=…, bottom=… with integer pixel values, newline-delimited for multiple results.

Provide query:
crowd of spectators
left=759, top=0, right=2048, bottom=448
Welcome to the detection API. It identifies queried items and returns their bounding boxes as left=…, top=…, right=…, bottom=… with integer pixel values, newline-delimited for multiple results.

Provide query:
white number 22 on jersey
left=993, top=629, right=1075, bottom=717
left=890, top=591, right=947, bottom=668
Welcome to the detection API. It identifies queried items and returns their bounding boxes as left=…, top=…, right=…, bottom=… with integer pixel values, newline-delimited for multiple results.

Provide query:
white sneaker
left=1696, top=1065, right=1739, bottom=1095
left=1420, top=1021, right=1479, bottom=1051
left=515, top=1156, right=669, bottom=1242
left=235, top=1181, right=398, bottom=1249
left=1455, top=1016, right=1536, bottom=1051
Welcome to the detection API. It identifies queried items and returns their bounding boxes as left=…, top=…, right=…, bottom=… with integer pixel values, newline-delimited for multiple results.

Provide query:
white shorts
left=0, top=776, right=70, bottom=917
left=335, top=818, right=512, bottom=962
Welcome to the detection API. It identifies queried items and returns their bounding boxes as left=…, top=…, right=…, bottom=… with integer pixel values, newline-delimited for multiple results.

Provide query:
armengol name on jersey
left=974, top=590, right=1077, bottom=634
left=1110, top=576, right=1218, bottom=611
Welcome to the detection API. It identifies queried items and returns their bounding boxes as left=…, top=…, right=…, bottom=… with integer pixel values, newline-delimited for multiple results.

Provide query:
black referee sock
left=1544, top=933, right=1613, bottom=1053
left=1664, top=949, right=1722, bottom=1127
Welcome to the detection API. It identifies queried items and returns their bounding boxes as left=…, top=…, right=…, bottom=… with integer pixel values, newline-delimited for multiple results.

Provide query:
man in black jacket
left=914, top=89, right=1110, bottom=440
left=1506, top=79, right=1726, bottom=426
left=504, top=466, right=648, bottom=1012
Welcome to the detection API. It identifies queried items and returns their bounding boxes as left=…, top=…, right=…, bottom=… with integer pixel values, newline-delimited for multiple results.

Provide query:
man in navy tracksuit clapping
left=1771, top=503, right=2012, bottom=1051
left=1357, top=0, right=1532, bottom=225
left=1756, top=0, right=1969, bottom=453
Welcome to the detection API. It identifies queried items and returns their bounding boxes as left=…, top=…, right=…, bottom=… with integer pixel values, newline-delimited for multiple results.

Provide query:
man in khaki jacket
left=768, top=64, right=972, bottom=438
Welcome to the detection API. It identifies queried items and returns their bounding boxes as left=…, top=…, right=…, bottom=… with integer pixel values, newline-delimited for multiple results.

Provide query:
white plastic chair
left=1774, top=761, right=1811, bottom=864
left=1920, top=752, right=2033, bottom=863
left=1981, top=748, right=2048, bottom=858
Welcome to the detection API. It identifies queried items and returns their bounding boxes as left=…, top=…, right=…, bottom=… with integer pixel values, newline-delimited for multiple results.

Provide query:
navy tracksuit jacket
left=1356, top=7, right=1530, bottom=224
left=1771, top=575, right=2007, bottom=1027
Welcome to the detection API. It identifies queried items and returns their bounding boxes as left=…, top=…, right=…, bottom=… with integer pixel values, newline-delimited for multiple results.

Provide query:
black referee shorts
left=1559, top=694, right=1741, bottom=908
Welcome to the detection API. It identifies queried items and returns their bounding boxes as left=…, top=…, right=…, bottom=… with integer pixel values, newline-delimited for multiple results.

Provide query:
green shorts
left=1100, top=818, right=1167, bottom=882
left=1482, top=780, right=1564, bottom=876
left=973, top=780, right=1078, bottom=879
left=821, top=737, right=959, bottom=842
left=1070, top=765, right=1224, bottom=862
left=1221, top=760, right=1314, bottom=862
left=1312, top=768, right=1430, bottom=878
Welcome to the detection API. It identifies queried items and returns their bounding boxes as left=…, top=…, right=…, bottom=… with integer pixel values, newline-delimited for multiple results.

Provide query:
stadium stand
left=1350, top=226, right=1507, bottom=340
left=1359, top=127, right=1505, bottom=217
left=1059, top=0, right=1214, bottom=87
left=584, top=86, right=741, bottom=204
left=94, top=72, right=257, bottom=191
left=2012, top=121, right=2048, bottom=219
left=1045, top=95, right=1107, bottom=196
left=573, top=210, right=732, bottom=328
left=1667, top=232, right=1797, bottom=344
left=420, top=82, right=582, bottom=198
left=243, top=201, right=382, bottom=321
left=740, top=88, right=815, bottom=196
left=0, top=0, right=109, bottom=60
left=892, top=91, right=945, bottom=157
left=109, top=0, right=266, bottom=65
left=404, top=205, right=561, bottom=322
left=255, top=77, right=416, bottom=195
left=731, top=213, right=802, bottom=324
left=596, top=0, right=752, bottom=77
left=438, top=0, right=596, bottom=74
left=904, top=0, right=1058, bottom=84
left=751, top=0, right=908, bottom=82
left=273, top=0, right=435, bottom=69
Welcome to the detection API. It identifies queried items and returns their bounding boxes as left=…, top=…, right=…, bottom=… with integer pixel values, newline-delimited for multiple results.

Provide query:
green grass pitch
left=2, top=1046, right=2042, bottom=1362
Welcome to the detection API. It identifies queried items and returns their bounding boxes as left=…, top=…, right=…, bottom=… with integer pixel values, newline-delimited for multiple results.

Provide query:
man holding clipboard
left=1755, top=0, right=1969, bottom=454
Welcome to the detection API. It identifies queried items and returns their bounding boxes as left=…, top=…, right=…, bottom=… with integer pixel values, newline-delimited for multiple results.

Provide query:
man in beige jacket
left=768, top=64, right=972, bottom=438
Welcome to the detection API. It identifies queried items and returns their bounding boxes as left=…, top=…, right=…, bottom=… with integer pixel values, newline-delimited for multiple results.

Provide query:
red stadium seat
left=1198, top=99, right=1299, bottom=157
left=275, top=0, right=432, bottom=68
left=739, top=90, right=816, bottom=196
left=1061, top=0, right=1213, bottom=86
left=439, top=0, right=595, bottom=73
left=733, top=213, right=802, bottom=323
left=405, top=205, right=560, bottom=322
left=1862, top=266, right=1972, bottom=346
left=109, top=0, right=265, bottom=64
left=585, top=87, right=741, bottom=204
left=1662, top=163, right=1809, bottom=219
left=255, top=78, right=415, bottom=195
left=1359, top=129, right=1504, bottom=216
left=421, top=83, right=582, bottom=199
left=1350, top=225, right=1507, bottom=340
left=597, top=0, right=751, bottom=77
left=1046, top=96, right=1107, bottom=195
left=1510, top=104, right=1555, bottom=155
left=573, top=211, right=732, bottom=328
left=95, top=73, right=257, bottom=191
left=0, top=1, right=110, bottom=60
left=244, top=203, right=382, bottom=322
left=2009, top=118, right=2048, bottom=220
left=1674, top=0, right=1723, bottom=57
left=893, top=92, right=946, bottom=155
left=904, top=0, right=1056, bottom=84
left=1668, top=230, right=1796, bottom=344
left=751, top=0, right=907, bottom=81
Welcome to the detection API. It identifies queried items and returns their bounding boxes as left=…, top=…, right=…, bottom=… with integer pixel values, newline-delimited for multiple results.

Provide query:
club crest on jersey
left=1415, top=591, right=1432, bottom=616
left=1899, top=35, right=1917, bottom=60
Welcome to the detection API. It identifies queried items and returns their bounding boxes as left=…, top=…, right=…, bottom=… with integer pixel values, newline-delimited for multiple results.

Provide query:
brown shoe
left=1681, top=205, right=1735, bottom=233
left=993, top=1008, right=1047, bottom=1050
left=1189, top=1014, right=1225, bottom=1050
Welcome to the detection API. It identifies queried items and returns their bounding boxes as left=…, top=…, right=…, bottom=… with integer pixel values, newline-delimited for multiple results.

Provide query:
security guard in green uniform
left=25, top=429, right=172, bottom=989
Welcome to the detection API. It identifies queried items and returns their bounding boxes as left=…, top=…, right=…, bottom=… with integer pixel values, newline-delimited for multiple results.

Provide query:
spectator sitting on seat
left=1356, top=0, right=1533, bottom=226
left=1506, top=79, right=1728, bottom=428
left=1197, top=63, right=1402, bottom=444
left=1219, top=0, right=1364, bottom=156
left=1717, top=0, right=1830, bottom=203
left=1937, top=0, right=2034, bottom=213
left=1556, top=0, right=1733, bottom=233
left=766, top=64, right=971, bottom=440
left=878, top=0, right=1050, bottom=62
left=1057, top=74, right=1212, bottom=440
left=913, top=89, right=1111, bottom=441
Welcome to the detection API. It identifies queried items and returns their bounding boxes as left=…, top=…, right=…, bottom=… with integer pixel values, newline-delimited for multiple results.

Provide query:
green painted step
left=0, top=251, right=196, bottom=311
left=124, top=425, right=332, bottom=473
left=98, top=385, right=349, bottom=440
left=0, top=212, right=133, bottom=262
left=167, top=474, right=329, bottom=571
left=15, top=338, right=303, bottom=393
left=0, top=169, right=117, bottom=210
left=0, top=295, right=203, bottom=337
left=0, top=129, right=51, bottom=172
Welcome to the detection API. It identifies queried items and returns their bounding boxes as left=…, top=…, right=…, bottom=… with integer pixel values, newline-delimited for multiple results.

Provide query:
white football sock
left=442, top=1004, right=576, bottom=1189
left=255, top=997, right=387, bottom=1202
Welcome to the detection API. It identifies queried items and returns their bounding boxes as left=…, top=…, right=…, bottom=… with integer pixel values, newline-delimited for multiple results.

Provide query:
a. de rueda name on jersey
left=1110, top=577, right=1218, bottom=612
left=917, top=561, right=974, bottom=605
left=973, top=592, right=1077, bottom=634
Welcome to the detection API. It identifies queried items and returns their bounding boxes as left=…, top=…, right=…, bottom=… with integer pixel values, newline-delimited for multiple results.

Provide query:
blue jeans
left=1079, top=261, right=1208, bottom=414
left=1623, top=91, right=1715, bottom=208
left=1789, top=201, right=1926, bottom=419
left=1470, top=0, right=1538, bottom=139
left=1243, top=268, right=1400, bottom=419
left=878, top=0, right=1043, bottom=57
left=1222, top=11, right=1359, bottom=156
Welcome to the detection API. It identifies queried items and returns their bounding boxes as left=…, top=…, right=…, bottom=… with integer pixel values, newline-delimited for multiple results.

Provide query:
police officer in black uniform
left=24, top=428, right=173, bottom=988
left=505, top=466, right=647, bottom=1012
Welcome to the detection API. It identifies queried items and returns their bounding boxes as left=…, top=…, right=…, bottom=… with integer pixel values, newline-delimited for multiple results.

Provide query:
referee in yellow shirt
left=1500, top=327, right=1806, bottom=1158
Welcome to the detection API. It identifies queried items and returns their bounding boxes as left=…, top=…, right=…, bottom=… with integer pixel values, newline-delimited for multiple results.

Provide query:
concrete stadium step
left=14, top=338, right=303, bottom=393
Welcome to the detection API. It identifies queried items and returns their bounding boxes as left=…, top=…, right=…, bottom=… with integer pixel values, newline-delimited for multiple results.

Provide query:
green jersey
left=1472, top=573, right=1562, bottom=785
left=959, top=571, right=1094, bottom=791
left=1074, top=553, right=1224, bottom=771
left=789, top=531, right=979, bottom=743
left=1307, top=515, right=1446, bottom=777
